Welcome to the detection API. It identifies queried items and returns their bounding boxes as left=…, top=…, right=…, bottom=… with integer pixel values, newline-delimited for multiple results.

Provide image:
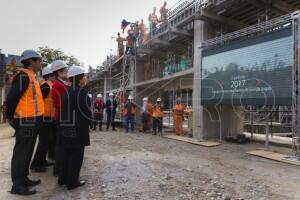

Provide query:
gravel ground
left=0, top=128, right=300, bottom=200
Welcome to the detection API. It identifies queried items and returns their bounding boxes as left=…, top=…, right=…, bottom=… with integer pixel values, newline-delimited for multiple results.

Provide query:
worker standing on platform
left=138, top=19, right=146, bottom=45
left=125, top=28, right=135, bottom=55
left=58, top=66, right=91, bottom=190
left=153, top=98, right=164, bottom=135
left=6, top=50, right=44, bottom=195
left=30, top=65, right=55, bottom=173
left=51, top=60, right=70, bottom=176
left=117, top=32, right=126, bottom=57
left=149, top=7, right=158, bottom=36
left=160, top=1, right=168, bottom=24
left=173, top=97, right=185, bottom=136
left=93, top=94, right=105, bottom=131
left=124, top=95, right=136, bottom=133
left=106, top=93, right=118, bottom=131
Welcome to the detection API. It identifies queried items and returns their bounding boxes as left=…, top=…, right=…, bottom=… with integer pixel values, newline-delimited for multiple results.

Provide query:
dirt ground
left=1, top=127, right=300, bottom=200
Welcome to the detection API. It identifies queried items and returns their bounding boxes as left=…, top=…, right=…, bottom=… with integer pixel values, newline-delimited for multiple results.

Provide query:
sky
left=0, top=0, right=178, bottom=67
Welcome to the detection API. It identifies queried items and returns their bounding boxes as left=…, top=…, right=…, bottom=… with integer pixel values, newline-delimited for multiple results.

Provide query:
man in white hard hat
left=6, top=49, right=44, bottom=195
left=58, top=65, right=91, bottom=190
left=93, top=94, right=105, bottom=131
left=105, top=93, right=118, bottom=131
left=140, top=97, right=153, bottom=133
left=152, top=98, right=164, bottom=135
left=124, top=95, right=136, bottom=133
left=30, top=65, right=55, bottom=173
left=51, top=60, right=69, bottom=176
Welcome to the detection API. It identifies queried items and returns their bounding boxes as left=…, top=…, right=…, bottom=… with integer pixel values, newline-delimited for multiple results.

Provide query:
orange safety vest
left=153, top=105, right=163, bottom=118
left=173, top=103, right=184, bottom=116
left=124, top=103, right=136, bottom=115
left=14, top=68, right=44, bottom=119
left=41, top=80, right=54, bottom=118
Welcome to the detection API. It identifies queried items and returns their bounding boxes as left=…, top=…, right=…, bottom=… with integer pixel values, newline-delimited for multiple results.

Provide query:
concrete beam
left=171, top=27, right=193, bottom=37
left=152, top=38, right=171, bottom=46
left=272, top=0, right=295, bottom=13
left=196, top=10, right=246, bottom=29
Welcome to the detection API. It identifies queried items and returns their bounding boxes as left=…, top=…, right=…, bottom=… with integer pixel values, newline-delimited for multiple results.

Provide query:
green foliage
left=38, top=46, right=81, bottom=66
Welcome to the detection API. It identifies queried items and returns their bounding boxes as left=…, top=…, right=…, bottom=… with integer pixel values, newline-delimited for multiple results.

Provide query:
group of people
left=149, top=1, right=169, bottom=35
left=6, top=50, right=92, bottom=195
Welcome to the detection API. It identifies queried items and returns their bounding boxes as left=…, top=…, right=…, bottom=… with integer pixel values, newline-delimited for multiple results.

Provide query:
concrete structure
left=87, top=0, right=300, bottom=140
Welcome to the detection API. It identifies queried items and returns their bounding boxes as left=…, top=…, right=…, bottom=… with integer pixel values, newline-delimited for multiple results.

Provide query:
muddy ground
left=0, top=127, right=300, bottom=200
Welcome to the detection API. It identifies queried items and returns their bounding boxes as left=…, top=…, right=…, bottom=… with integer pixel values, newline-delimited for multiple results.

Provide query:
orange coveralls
left=173, top=103, right=185, bottom=136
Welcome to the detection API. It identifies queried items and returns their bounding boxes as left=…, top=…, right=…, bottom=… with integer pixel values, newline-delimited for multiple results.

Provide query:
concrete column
left=192, top=19, right=209, bottom=140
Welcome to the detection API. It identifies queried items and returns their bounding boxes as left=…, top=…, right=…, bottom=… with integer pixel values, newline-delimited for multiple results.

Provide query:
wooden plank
left=247, top=150, right=300, bottom=166
left=163, top=135, right=221, bottom=147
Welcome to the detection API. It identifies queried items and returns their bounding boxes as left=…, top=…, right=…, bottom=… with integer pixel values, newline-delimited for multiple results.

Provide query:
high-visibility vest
left=14, top=68, right=44, bottom=119
left=124, top=103, right=136, bottom=115
left=173, top=103, right=184, bottom=116
left=153, top=105, right=163, bottom=118
left=41, top=80, right=54, bottom=118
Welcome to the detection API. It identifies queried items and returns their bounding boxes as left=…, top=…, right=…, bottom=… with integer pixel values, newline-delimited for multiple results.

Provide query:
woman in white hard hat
left=51, top=60, right=69, bottom=176
left=30, top=65, right=55, bottom=173
left=58, top=66, right=91, bottom=190
left=93, top=94, right=105, bottom=131
left=6, top=49, right=43, bottom=195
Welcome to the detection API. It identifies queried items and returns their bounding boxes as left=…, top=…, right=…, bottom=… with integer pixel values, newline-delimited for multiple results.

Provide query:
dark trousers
left=142, top=113, right=150, bottom=132
left=48, top=125, right=56, bottom=160
left=54, top=125, right=63, bottom=176
left=125, top=115, right=135, bottom=132
left=125, top=46, right=134, bottom=55
left=153, top=117, right=163, bottom=133
left=106, top=112, right=116, bottom=130
left=11, top=123, right=38, bottom=187
left=93, top=113, right=103, bottom=130
left=59, top=147, right=84, bottom=189
left=30, top=123, right=52, bottom=168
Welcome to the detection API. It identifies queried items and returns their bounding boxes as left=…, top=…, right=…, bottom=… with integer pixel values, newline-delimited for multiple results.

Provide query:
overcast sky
left=0, top=0, right=178, bottom=67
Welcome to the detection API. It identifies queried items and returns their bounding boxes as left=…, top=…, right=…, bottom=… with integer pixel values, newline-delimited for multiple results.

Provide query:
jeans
left=153, top=117, right=163, bottom=133
left=125, top=115, right=135, bottom=132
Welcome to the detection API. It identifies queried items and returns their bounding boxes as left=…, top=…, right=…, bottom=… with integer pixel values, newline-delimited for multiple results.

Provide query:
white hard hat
left=97, top=94, right=103, bottom=98
left=67, top=65, right=86, bottom=78
left=42, top=65, right=53, bottom=76
left=20, top=50, right=42, bottom=62
left=157, top=98, right=161, bottom=102
left=128, top=95, right=133, bottom=100
left=143, top=97, right=148, bottom=101
left=88, top=94, right=92, bottom=98
left=51, top=60, right=67, bottom=72
left=109, top=93, right=114, bottom=96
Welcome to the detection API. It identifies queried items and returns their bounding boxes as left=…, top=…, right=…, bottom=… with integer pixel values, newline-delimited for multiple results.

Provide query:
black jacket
left=58, top=85, right=92, bottom=148
left=105, top=99, right=118, bottom=114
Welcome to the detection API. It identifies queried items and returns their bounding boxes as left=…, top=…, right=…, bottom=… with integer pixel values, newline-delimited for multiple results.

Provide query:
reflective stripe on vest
left=14, top=68, right=44, bottom=118
left=41, top=80, right=54, bottom=117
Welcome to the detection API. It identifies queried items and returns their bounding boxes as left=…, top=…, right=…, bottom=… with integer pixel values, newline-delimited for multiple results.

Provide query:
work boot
left=11, top=186, right=36, bottom=196
left=25, top=178, right=41, bottom=187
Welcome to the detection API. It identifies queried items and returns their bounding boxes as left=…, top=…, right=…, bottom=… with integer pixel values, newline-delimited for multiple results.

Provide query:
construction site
left=2, top=0, right=300, bottom=199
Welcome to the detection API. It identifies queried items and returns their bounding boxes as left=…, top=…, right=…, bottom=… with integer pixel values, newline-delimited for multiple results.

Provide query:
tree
left=38, top=46, right=81, bottom=66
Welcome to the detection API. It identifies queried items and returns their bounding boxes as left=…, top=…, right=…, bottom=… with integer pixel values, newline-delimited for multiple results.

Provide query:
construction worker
left=51, top=60, right=70, bottom=176
left=160, top=1, right=168, bottom=24
left=125, top=28, right=135, bottom=55
left=124, top=95, right=136, bottom=133
left=138, top=19, right=146, bottom=45
left=58, top=66, right=91, bottom=190
left=105, top=93, right=118, bottom=131
left=153, top=98, right=164, bottom=135
left=149, top=7, right=158, bottom=36
left=93, top=94, right=105, bottom=131
left=140, top=97, right=153, bottom=133
left=30, top=65, right=55, bottom=173
left=116, top=32, right=126, bottom=57
left=6, top=50, right=44, bottom=195
left=173, top=97, right=185, bottom=136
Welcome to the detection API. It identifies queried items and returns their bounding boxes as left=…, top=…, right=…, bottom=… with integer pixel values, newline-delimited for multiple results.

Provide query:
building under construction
left=87, top=0, right=300, bottom=156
